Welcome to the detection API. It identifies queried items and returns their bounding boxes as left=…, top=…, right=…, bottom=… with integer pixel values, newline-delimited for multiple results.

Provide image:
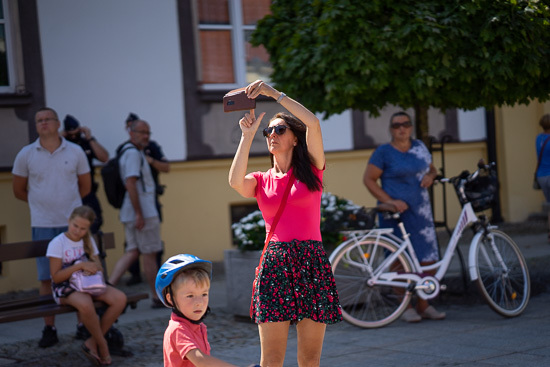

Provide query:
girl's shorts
left=251, top=239, right=342, bottom=324
left=51, top=281, right=76, bottom=305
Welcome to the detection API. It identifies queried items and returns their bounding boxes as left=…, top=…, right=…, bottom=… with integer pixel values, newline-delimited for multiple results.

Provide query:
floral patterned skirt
left=251, top=239, right=342, bottom=324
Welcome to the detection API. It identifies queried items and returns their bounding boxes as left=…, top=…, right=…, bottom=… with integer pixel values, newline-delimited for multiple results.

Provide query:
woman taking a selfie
left=228, top=80, right=342, bottom=367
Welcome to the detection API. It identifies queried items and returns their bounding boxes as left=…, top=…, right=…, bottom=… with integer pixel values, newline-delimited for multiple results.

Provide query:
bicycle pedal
left=440, top=284, right=447, bottom=291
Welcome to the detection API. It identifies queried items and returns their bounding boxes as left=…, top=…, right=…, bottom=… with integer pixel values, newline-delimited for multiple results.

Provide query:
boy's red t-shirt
left=163, top=313, right=210, bottom=367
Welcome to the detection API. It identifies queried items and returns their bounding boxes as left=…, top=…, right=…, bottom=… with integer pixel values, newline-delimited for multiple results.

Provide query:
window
left=195, top=0, right=272, bottom=90
left=0, top=0, right=16, bottom=93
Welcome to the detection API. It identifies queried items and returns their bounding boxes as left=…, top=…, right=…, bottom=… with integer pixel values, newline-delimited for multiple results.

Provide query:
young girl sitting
left=46, top=205, right=127, bottom=366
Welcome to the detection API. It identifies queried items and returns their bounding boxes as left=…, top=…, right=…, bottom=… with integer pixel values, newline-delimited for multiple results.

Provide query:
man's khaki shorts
left=124, top=216, right=162, bottom=254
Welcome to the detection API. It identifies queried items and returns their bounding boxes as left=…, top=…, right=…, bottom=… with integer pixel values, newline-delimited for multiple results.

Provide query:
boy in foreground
left=156, top=254, right=258, bottom=367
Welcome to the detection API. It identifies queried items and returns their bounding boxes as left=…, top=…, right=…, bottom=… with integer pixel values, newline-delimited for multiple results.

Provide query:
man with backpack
left=123, top=113, right=169, bottom=287
left=107, top=119, right=164, bottom=308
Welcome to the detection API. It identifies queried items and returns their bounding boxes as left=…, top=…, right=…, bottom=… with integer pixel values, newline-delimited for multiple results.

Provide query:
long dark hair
left=268, top=112, right=323, bottom=192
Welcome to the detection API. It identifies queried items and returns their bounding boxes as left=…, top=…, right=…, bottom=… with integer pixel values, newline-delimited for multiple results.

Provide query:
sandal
left=401, top=308, right=421, bottom=323
left=420, top=305, right=446, bottom=320
left=100, top=355, right=112, bottom=366
left=97, top=343, right=112, bottom=365
left=82, top=343, right=101, bottom=366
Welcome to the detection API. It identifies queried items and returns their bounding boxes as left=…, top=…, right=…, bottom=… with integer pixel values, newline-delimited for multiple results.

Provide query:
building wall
left=0, top=109, right=28, bottom=167
left=0, top=143, right=487, bottom=293
left=35, top=0, right=187, bottom=160
left=495, top=101, right=550, bottom=222
left=1, top=0, right=548, bottom=295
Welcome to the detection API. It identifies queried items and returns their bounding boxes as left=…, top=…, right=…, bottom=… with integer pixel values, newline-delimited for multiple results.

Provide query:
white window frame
left=197, top=0, right=265, bottom=91
left=0, top=0, right=16, bottom=93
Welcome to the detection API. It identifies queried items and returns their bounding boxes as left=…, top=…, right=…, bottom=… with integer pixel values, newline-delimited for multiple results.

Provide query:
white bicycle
left=329, top=162, right=531, bottom=328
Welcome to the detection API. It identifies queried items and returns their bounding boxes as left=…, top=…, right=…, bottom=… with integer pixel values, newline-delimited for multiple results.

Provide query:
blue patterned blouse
left=369, top=139, right=439, bottom=262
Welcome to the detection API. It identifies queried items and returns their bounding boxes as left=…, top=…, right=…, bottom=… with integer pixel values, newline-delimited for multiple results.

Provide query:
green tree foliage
left=252, top=0, right=550, bottom=140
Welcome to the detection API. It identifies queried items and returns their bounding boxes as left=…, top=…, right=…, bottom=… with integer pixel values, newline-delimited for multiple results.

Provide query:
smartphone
left=223, top=88, right=256, bottom=112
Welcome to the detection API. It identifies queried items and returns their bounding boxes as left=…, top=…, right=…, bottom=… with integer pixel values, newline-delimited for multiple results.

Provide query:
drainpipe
left=485, top=108, right=503, bottom=223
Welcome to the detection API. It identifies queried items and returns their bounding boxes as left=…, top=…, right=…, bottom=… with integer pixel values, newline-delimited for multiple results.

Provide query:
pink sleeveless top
left=251, top=166, right=323, bottom=242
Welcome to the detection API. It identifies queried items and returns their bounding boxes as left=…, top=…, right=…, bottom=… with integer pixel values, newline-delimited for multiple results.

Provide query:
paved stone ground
left=4, top=292, right=550, bottom=367
left=0, top=305, right=261, bottom=367
left=1, top=218, right=548, bottom=366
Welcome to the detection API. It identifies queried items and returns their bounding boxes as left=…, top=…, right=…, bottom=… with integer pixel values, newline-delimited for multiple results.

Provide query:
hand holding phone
left=223, top=87, right=256, bottom=112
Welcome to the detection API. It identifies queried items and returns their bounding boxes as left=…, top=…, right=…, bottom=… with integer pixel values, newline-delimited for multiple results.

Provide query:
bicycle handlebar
left=434, top=160, right=495, bottom=185
left=378, top=161, right=496, bottom=218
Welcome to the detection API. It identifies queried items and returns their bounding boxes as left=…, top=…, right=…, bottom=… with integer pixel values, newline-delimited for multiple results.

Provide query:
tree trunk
left=414, top=104, right=429, bottom=144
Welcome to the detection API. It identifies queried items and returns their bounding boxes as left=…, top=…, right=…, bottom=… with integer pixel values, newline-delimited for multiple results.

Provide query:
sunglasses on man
left=390, top=121, right=412, bottom=129
left=263, top=125, right=289, bottom=138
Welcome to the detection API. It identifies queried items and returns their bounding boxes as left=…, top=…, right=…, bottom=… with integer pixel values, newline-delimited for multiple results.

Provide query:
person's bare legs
left=414, top=261, right=445, bottom=320
left=108, top=249, right=139, bottom=285
left=416, top=261, right=435, bottom=314
left=95, top=286, right=127, bottom=335
left=142, top=252, right=159, bottom=300
left=63, top=292, right=109, bottom=362
left=258, top=321, right=290, bottom=367
left=296, top=318, right=326, bottom=367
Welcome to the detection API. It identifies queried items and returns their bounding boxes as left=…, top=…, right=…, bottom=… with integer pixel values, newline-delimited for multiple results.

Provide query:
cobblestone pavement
left=1, top=224, right=549, bottom=366
left=3, top=292, right=550, bottom=367
left=0, top=305, right=261, bottom=367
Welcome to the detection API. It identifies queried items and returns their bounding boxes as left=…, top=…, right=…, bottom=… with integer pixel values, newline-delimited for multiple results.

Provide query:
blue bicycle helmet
left=155, top=254, right=212, bottom=308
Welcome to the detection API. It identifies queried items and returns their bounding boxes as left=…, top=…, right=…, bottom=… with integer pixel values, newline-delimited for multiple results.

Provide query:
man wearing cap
left=63, top=114, right=109, bottom=233
left=120, top=112, right=170, bottom=286
left=123, top=113, right=170, bottom=215
left=108, top=119, right=164, bottom=308
left=12, top=107, right=91, bottom=348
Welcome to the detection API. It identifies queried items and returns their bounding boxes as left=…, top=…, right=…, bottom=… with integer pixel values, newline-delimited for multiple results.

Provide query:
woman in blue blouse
left=535, top=114, right=550, bottom=241
left=363, top=111, right=446, bottom=323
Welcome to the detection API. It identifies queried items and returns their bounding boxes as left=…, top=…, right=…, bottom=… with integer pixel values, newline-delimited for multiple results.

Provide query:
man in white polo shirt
left=12, top=107, right=91, bottom=348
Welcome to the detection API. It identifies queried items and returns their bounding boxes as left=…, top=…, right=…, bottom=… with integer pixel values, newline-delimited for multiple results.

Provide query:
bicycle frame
left=338, top=201, right=480, bottom=291
left=423, top=201, right=478, bottom=280
left=331, top=163, right=530, bottom=326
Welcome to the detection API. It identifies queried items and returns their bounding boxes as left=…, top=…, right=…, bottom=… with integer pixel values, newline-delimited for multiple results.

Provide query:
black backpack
left=100, top=144, right=141, bottom=209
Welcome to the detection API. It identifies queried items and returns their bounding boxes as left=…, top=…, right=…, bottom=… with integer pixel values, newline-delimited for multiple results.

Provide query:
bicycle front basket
left=338, top=207, right=377, bottom=231
left=456, top=171, right=498, bottom=212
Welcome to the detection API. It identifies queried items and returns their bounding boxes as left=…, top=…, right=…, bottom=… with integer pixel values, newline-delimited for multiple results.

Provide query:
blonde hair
left=163, top=268, right=210, bottom=305
left=69, top=205, right=96, bottom=258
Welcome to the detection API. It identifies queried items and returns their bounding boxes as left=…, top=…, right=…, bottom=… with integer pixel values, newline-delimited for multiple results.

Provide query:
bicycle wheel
left=473, top=229, right=530, bottom=317
left=330, top=238, right=413, bottom=328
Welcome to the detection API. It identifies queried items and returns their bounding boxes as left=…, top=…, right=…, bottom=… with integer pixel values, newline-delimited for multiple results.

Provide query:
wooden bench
left=0, top=232, right=149, bottom=324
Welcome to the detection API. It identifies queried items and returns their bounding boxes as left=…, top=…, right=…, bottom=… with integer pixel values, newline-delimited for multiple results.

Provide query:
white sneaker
left=401, top=308, right=421, bottom=323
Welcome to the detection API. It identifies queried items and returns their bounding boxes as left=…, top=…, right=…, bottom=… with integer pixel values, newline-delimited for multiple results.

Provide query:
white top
left=118, top=143, right=158, bottom=223
left=46, top=232, right=99, bottom=266
left=12, top=138, right=90, bottom=227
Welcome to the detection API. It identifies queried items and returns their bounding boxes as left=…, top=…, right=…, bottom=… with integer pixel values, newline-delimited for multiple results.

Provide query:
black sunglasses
left=263, top=125, right=289, bottom=138
left=390, top=121, right=412, bottom=129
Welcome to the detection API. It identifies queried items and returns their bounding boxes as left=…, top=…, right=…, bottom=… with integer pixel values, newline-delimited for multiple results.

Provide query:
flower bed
left=231, top=192, right=375, bottom=253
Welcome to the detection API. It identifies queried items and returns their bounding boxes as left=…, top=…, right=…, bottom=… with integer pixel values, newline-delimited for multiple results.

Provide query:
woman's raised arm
left=228, top=110, right=265, bottom=198
left=246, top=80, right=325, bottom=170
